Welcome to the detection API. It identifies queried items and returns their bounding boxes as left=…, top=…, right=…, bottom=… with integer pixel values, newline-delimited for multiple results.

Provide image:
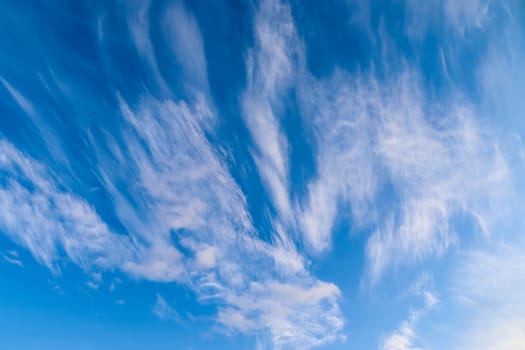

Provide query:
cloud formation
left=241, top=0, right=300, bottom=227
left=297, top=68, right=510, bottom=282
left=0, top=77, right=36, bottom=117
left=2, top=250, right=23, bottom=267
left=0, top=139, right=133, bottom=272
left=0, top=0, right=523, bottom=349
left=153, top=294, right=181, bottom=322
left=381, top=275, right=438, bottom=350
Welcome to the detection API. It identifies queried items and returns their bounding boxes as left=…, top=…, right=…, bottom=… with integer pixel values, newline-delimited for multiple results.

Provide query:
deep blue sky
left=1, top=0, right=525, bottom=349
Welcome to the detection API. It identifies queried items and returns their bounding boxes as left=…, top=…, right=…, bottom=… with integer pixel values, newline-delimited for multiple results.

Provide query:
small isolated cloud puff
left=153, top=294, right=181, bottom=322
left=2, top=250, right=23, bottom=267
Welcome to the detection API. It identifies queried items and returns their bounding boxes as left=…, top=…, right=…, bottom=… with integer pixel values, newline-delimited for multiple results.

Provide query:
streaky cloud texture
left=0, top=0, right=524, bottom=349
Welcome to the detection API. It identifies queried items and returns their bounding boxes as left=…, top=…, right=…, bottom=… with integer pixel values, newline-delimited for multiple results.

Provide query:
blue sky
left=1, top=0, right=524, bottom=349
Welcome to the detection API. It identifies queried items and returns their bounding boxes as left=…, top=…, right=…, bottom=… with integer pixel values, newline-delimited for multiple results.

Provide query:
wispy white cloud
left=92, top=1, right=345, bottom=345
left=241, top=0, right=301, bottom=226
left=454, top=243, right=525, bottom=307
left=233, top=5, right=513, bottom=332
left=0, top=77, right=343, bottom=347
left=0, top=139, right=133, bottom=272
left=103, top=89, right=343, bottom=348
left=298, top=72, right=379, bottom=253
left=442, top=14, right=525, bottom=347
left=461, top=316, right=525, bottom=350
left=105, top=93, right=249, bottom=283
left=218, top=278, right=343, bottom=349
left=85, top=280, right=100, bottom=290
left=2, top=250, right=23, bottom=267
left=297, top=68, right=511, bottom=281
left=403, top=0, right=491, bottom=38
left=85, top=272, right=102, bottom=290
left=124, top=0, right=154, bottom=62
left=0, top=76, right=36, bottom=117
left=476, top=6, right=525, bottom=134
left=153, top=294, right=181, bottom=322
left=241, top=0, right=512, bottom=268
left=122, top=0, right=211, bottom=97
left=382, top=322, right=419, bottom=350
left=365, top=78, right=510, bottom=282
left=442, top=0, right=490, bottom=34
left=4, top=0, right=516, bottom=348
left=381, top=275, right=438, bottom=350
left=163, top=0, right=210, bottom=94
left=387, top=238, right=525, bottom=350
left=123, top=0, right=164, bottom=89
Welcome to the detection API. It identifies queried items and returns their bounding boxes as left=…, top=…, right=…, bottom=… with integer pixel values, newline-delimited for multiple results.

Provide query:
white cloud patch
left=443, top=0, right=490, bottom=33
left=1, top=0, right=518, bottom=349
left=85, top=280, right=100, bottom=290
left=2, top=250, right=23, bottom=267
left=100, top=90, right=343, bottom=348
left=0, top=140, right=133, bottom=272
left=104, top=93, right=249, bottom=283
left=462, top=317, right=525, bottom=350
left=153, top=294, right=181, bottom=322
left=93, top=1, right=344, bottom=346
left=365, top=81, right=510, bottom=282
left=298, top=73, right=380, bottom=253
left=218, top=278, right=343, bottom=349
left=389, top=237, right=525, bottom=350
left=195, top=245, right=217, bottom=269
left=123, top=0, right=210, bottom=96
left=241, top=0, right=512, bottom=272
left=381, top=276, right=438, bottom=350
left=403, top=0, right=491, bottom=38
left=382, top=322, right=419, bottom=350
left=296, top=69, right=510, bottom=281
left=0, top=79, right=343, bottom=349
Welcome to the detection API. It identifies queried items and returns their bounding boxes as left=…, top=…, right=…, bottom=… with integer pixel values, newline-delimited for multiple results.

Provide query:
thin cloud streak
left=2, top=250, right=23, bottom=267
left=0, top=76, right=36, bottom=117
left=241, top=0, right=300, bottom=227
